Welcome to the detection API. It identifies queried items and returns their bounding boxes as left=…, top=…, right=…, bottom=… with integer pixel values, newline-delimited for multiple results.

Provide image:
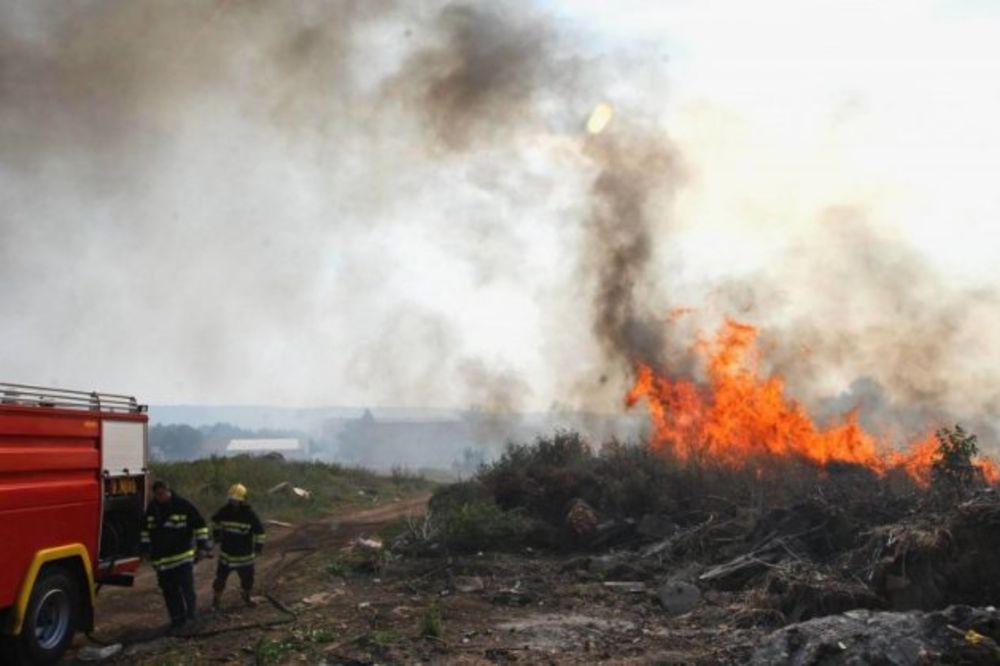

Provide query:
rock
left=603, top=581, right=646, bottom=594
left=638, top=514, right=678, bottom=540
left=657, top=580, right=702, bottom=616
left=454, top=575, right=485, bottom=593
left=267, top=481, right=312, bottom=500
left=748, top=605, right=1000, bottom=666
left=77, top=644, right=123, bottom=662
left=302, top=591, right=341, bottom=606
left=353, top=537, right=383, bottom=551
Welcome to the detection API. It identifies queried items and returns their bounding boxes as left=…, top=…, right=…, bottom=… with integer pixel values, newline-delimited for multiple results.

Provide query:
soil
left=65, top=495, right=765, bottom=664
left=64, top=492, right=1000, bottom=664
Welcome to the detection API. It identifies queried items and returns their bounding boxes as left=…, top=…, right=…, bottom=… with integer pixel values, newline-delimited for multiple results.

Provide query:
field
left=63, top=436, right=1000, bottom=664
left=149, top=456, right=434, bottom=522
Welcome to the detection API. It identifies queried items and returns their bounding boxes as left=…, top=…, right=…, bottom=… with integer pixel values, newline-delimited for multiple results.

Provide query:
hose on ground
left=84, top=546, right=318, bottom=648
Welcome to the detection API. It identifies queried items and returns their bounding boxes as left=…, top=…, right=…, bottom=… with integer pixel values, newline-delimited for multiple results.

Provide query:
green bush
left=478, top=430, right=593, bottom=523
left=424, top=429, right=919, bottom=554
left=440, top=500, right=535, bottom=552
left=472, top=431, right=682, bottom=524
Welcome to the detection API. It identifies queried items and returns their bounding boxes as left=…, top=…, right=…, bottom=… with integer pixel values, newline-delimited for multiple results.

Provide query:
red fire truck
left=0, top=383, right=148, bottom=664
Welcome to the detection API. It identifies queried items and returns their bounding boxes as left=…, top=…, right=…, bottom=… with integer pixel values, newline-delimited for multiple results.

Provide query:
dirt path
left=72, top=495, right=429, bottom=658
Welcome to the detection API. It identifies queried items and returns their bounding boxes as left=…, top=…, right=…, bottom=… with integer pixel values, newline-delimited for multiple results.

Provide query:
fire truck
left=0, top=383, right=148, bottom=664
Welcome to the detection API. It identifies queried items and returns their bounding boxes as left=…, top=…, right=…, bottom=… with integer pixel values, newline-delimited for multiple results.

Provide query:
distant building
left=225, top=438, right=308, bottom=459
left=336, top=409, right=477, bottom=469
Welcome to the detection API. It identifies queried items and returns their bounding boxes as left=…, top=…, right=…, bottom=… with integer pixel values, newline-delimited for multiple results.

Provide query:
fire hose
left=84, top=545, right=318, bottom=649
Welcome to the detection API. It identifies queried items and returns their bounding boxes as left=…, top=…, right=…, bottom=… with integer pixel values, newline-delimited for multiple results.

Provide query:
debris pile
left=402, top=429, right=1000, bottom=658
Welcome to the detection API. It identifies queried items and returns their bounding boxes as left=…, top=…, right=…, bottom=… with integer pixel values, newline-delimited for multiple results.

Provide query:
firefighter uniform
left=211, top=484, right=265, bottom=607
left=140, top=492, right=210, bottom=627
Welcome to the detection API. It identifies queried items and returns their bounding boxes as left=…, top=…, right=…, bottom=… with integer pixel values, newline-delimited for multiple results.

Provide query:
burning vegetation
left=627, top=317, right=1000, bottom=487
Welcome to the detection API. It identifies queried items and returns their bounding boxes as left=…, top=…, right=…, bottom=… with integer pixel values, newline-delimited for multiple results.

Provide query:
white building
left=225, top=438, right=308, bottom=459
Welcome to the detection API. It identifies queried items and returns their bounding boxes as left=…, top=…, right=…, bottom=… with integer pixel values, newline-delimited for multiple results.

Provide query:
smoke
left=3, top=0, right=1000, bottom=456
left=757, top=212, right=1000, bottom=441
left=389, top=3, right=554, bottom=151
left=0, top=0, right=610, bottom=411
left=581, top=129, right=681, bottom=371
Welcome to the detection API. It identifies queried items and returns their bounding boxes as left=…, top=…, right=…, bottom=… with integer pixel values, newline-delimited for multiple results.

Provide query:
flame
left=586, top=103, right=614, bottom=135
left=626, top=318, right=1000, bottom=485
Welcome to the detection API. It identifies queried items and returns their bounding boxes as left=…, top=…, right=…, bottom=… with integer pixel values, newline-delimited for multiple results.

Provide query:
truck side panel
left=0, top=407, right=100, bottom=609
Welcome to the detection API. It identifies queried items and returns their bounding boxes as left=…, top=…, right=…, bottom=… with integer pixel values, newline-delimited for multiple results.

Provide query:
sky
left=557, top=0, right=1000, bottom=276
left=2, top=0, right=1000, bottom=431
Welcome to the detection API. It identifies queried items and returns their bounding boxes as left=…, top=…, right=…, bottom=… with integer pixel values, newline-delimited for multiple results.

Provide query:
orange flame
left=626, top=319, right=999, bottom=485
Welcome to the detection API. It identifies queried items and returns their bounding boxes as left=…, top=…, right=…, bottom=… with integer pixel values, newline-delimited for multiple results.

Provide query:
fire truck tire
left=10, top=567, right=80, bottom=665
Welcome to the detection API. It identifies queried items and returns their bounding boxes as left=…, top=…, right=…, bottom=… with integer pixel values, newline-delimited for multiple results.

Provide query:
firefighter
left=211, top=483, right=266, bottom=609
left=140, top=480, right=211, bottom=629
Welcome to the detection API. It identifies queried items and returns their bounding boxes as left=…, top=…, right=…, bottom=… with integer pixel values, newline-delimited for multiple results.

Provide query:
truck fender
left=8, top=544, right=95, bottom=636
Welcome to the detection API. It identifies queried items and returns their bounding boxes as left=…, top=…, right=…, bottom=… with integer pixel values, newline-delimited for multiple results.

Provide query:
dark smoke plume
left=391, top=3, right=554, bottom=151
left=581, top=128, right=682, bottom=373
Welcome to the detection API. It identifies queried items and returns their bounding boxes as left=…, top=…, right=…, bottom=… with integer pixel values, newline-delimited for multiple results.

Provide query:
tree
left=150, top=424, right=204, bottom=461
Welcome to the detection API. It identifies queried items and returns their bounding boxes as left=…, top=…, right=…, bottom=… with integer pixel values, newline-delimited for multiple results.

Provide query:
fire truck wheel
left=16, top=567, right=80, bottom=664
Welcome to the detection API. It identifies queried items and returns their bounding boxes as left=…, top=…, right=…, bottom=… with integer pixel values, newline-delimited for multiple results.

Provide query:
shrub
left=428, top=479, right=489, bottom=516
left=478, top=430, right=594, bottom=523
left=932, top=425, right=982, bottom=498
left=440, top=500, right=535, bottom=552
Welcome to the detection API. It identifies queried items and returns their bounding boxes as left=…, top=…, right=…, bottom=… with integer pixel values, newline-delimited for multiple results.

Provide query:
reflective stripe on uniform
left=220, top=552, right=256, bottom=564
left=153, top=549, right=195, bottom=570
left=156, top=557, right=194, bottom=572
left=215, top=522, right=252, bottom=535
left=254, top=534, right=266, bottom=543
left=220, top=552, right=256, bottom=562
left=220, top=558, right=255, bottom=569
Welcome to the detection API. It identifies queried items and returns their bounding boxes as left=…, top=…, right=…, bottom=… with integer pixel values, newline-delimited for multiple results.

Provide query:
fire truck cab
left=0, top=383, right=148, bottom=664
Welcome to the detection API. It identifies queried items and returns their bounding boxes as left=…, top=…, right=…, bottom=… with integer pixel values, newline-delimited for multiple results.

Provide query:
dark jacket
left=140, top=494, right=209, bottom=571
left=211, top=502, right=265, bottom=567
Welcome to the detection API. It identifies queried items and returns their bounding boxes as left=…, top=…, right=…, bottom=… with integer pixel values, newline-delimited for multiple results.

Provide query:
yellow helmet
left=228, top=483, right=248, bottom=502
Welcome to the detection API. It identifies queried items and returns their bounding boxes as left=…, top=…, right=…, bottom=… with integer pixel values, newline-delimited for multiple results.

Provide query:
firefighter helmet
left=228, top=483, right=248, bottom=501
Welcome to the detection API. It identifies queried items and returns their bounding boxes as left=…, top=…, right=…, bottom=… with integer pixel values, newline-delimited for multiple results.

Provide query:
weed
left=419, top=605, right=443, bottom=639
left=371, top=629, right=401, bottom=646
left=325, top=558, right=349, bottom=578
left=254, top=637, right=295, bottom=665
left=306, top=628, right=336, bottom=644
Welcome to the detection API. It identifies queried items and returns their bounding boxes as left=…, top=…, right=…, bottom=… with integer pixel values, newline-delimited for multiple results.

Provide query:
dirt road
left=71, top=495, right=429, bottom=661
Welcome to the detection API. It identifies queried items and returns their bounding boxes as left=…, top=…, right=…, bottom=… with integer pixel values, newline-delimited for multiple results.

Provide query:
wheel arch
left=7, top=545, right=95, bottom=636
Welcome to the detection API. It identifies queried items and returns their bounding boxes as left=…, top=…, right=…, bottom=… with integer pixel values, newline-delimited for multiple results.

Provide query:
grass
left=419, top=605, right=443, bottom=639
left=150, top=455, right=434, bottom=522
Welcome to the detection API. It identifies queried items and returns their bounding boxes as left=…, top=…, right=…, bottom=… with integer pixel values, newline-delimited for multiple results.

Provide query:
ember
left=627, top=318, right=1000, bottom=485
